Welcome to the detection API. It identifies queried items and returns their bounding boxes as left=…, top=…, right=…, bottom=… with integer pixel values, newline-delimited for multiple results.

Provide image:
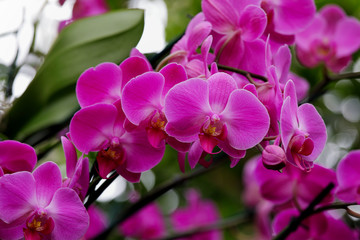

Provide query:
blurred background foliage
left=0, top=0, right=359, bottom=239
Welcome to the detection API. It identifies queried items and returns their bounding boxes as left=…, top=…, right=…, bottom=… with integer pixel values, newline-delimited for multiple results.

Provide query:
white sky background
left=0, top=0, right=167, bottom=202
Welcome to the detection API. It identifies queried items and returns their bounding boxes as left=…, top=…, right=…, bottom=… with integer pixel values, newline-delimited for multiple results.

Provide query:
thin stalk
left=217, top=64, right=268, bottom=82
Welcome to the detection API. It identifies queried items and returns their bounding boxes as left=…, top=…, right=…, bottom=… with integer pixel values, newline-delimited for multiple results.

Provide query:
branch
left=85, top=171, right=118, bottom=209
left=92, top=154, right=227, bottom=239
left=272, top=182, right=335, bottom=240
left=312, top=202, right=357, bottom=215
left=217, top=64, right=268, bottom=82
left=160, top=210, right=254, bottom=240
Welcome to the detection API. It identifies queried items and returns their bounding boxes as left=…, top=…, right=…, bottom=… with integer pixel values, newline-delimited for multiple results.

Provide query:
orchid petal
left=160, top=63, right=187, bottom=98
left=120, top=56, right=152, bottom=88
left=121, top=130, right=165, bottom=173
left=208, top=72, right=237, bottom=113
left=47, top=188, right=89, bottom=240
left=297, top=104, right=327, bottom=161
left=122, top=72, right=164, bottom=125
left=334, top=18, right=360, bottom=58
left=0, top=172, right=36, bottom=223
left=0, top=140, right=37, bottom=173
left=222, top=89, right=270, bottom=150
left=70, top=104, right=118, bottom=154
left=280, top=97, right=298, bottom=150
left=33, top=162, right=62, bottom=208
left=76, top=63, right=122, bottom=108
left=116, top=165, right=141, bottom=183
left=188, top=140, right=203, bottom=169
left=61, top=136, right=77, bottom=178
left=238, top=5, right=267, bottom=41
left=164, top=78, right=211, bottom=141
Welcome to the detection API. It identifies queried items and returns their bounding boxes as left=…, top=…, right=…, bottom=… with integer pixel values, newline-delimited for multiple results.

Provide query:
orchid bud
left=262, top=145, right=286, bottom=170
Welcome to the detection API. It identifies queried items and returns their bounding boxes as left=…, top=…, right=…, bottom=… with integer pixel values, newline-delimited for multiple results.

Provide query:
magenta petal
left=273, top=0, right=316, bottom=34
left=164, top=78, right=212, bottom=140
left=222, top=89, right=270, bottom=150
left=147, top=128, right=166, bottom=148
left=215, top=33, right=244, bottom=68
left=130, top=48, right=153, bottom=70
left=0, top=140, right=37, bottom=173
left=121, top=130, right=165, bottom=172
left=199, top=135, right=218, bottom=154
left=238, top=5, right=267, bottom=41
left=0, top=220, right=24, bottom=240
left=336, top=150, right=360, bottom=203
left=70, top=104, right=118, bottom=154
left=334, top=18, right=360, bottom=57
left=46, top=188, right=89, bottom=240
left=33, top=162, right=62, bottom=208
left=122, top=72, right=164, bottom=125
left=160, top=63, right=187, bottom=98
left=120, top=56, right=152, bottom=87
left=297, top=104, right=327, bottom=161
left=320, top=5, right=346, bottom=34
left=188, top=140, right=203, bottom=169
left=280, top=97, right=298, bottom=150
left=177, top=152, right=186, bottom=173
left=218, top=140, right=246, bottom=160
left=201, top=0, right=238, bottom=34
left=76, top=63, right=122, bottom=108
left=68, top=157, right=89, bottom=201
left=0, top=172, right=36, bottom=223
left=295, top=16, right=326, bottom=50
left=116, top=165, right=141, bottom=183
left=288, top=72, right=309, bottom=101
left=284, top=80, right=298, bottom=109
left=187, top=21, right=212, bottom=54
left=208, top=72, right=237, bottom=113
left=61, top=136, right=77, bottom=178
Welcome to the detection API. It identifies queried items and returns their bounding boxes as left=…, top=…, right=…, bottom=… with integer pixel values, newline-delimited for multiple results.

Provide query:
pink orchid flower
left=69, top=101, right=165, bottom=181
left=171, top=189, right=222, bottom=240
left=295, top=5, right=360, bottom=72
left=254, top=158, right=336, bottom=207
left=164, top=72, right=270, bottom=168
left=336, top=150, right=360, bottom=203
left=167, top=13, right=213, bottom=78
left=76, top=57, right=152, bottom=108
left=118, top=203, right=166, bottom=240
left=273, top=209, right=358, bottom=240
left=260, top=0, right=316, bottom=48
left=280, top=80, right=327, bottom=171
left=202, top=0, right=267, bottom=67
left=61, top=136, right=89, bottom=201
left=0, top=140, right=37, bottom=176
left=0, top=161, right=89, bottom=240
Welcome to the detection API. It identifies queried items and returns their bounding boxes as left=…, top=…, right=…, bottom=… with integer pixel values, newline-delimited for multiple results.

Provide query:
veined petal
left=160, top=63, right=187, bottom=99
left=188, top=140, right=203, bottom=169
left=116, top=165, right=141, bottom=183
left=208, top=72, right=237, bottom=113
left=120, top=56, right=152, bottom=88
left=0, top=172, right=36, bottom=223
left=297, top=104, right=327, bottom=161
left=238, top=5, right=267, bottom=42
left=272, top=0, right=316, bottom=34
left=0, top=140, right=37, bottom=173
left=70, top=104, right=117, bottom=154
left=46, top=188, right=89, bottom=240
left=61, top=136, right=77, bottom=178
left=33, top=162, right=62, bottom=208
left=187, top=21, right=212, bottom=54
left=336, top=151, right=360, bottom=192
left=0, top=220, right=24, bottom=240
left=68, top=157, right=89, bottom=201
left=222, top=89, right=270, bottom=150
left=334, top=18, right=360, bottom=58
left=202, top=0, right=238, bottom=34
left=76, top=62, right=122, bottom=108
left=280, top=97, right=298, bottom=150
left=164, top=78, right=212, bottom=140
left=121, top=130, right=165, bottom=173
left=122, top=72, right=164, bottom=125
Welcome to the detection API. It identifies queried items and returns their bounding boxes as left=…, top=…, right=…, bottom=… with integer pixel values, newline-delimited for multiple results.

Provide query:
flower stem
left=272, top=182, right=335, bottom=240
left=217, top=64, right=268, bottom=82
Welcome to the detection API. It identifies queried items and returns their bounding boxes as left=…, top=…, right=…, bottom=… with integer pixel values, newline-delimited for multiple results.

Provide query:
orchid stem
left=217, top=64, right=268, bottom=82
left=272, top=182, right=335, bottom=240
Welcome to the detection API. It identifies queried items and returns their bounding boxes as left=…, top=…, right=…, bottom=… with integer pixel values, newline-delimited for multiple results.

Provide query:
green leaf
left=1, top=9, right=144, bottom=141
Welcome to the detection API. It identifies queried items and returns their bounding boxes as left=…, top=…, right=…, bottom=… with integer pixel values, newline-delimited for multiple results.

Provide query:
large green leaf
left=1, top=9, right=144, bottom=140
